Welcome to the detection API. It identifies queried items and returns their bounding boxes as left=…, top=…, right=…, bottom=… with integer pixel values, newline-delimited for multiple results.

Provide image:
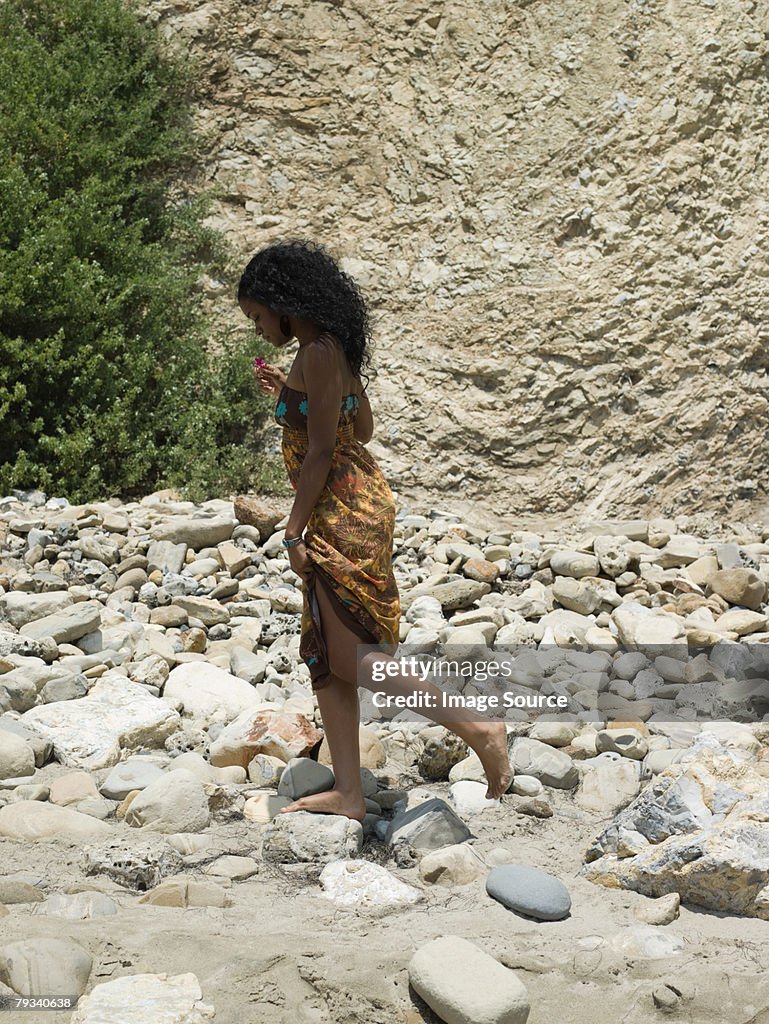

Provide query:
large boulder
left=21, top=674, right=180, bottom=770
left=163, top=663, right=266, bottom=723
left=124, top=769, right=211, bottom=834
left=582, top=740, right=769, bottom=918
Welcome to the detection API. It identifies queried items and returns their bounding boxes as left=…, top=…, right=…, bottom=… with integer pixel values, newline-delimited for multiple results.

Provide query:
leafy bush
left=0, top=0, right=286, bottom=502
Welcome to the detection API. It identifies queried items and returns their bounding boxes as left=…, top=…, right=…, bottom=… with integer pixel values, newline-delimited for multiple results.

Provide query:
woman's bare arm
left=353, top=389, right=374, bottom=444
left=284, top=337, right=343, bottom=537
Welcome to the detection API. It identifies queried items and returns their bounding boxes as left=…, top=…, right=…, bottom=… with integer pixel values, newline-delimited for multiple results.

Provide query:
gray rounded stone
left=486, top=863, right=571, bottom=921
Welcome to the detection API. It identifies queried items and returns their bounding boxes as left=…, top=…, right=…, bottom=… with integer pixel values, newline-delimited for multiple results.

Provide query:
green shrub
left=0, top=0, right=285, bottom=502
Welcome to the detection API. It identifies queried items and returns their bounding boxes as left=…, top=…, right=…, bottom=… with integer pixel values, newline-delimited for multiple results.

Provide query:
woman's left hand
left=288, top=540, right=313, bottom=584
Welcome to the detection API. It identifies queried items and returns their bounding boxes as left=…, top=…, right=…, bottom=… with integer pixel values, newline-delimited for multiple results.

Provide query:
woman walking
left=238, top=239, right=510, bottom=820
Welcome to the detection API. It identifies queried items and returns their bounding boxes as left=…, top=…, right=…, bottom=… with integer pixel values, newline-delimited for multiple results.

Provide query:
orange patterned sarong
left=275, top=382, right=401, bottom=689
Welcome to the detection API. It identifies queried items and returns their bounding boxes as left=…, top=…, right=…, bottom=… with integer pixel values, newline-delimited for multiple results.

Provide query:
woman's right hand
left=254, top=362, right=287, bottom=396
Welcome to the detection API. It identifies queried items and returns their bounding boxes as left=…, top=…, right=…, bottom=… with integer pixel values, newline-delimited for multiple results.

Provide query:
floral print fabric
left=276, top=383, right=401, bottom=689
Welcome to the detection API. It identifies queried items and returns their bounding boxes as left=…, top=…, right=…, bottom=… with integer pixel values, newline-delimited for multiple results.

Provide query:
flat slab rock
left=0, top=801, right=112, bottom=844
left=70, top=971, right=215, bottom=1023
left=384, top=797, right=472, bottom=851
left=408, top=935, right=530, bottom=1024
left=486, top=864, right=572, bottom=921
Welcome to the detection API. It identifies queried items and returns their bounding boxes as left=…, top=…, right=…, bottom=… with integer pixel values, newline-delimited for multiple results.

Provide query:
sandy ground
left=3, top=759, right=769, bottom=1024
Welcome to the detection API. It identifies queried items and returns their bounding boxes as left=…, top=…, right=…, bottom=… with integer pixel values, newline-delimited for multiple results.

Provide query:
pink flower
left=253, top=356, right=266, bottom=368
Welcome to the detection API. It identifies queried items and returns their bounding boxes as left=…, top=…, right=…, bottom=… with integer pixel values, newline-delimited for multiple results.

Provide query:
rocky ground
left=1, top=488, right=769, bottom=1023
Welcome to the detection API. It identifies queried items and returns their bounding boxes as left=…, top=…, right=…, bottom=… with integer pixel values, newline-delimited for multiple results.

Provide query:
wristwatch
left=282, top=534, right=304, bottom=549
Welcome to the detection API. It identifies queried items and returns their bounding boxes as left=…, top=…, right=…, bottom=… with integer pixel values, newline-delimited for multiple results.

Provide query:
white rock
left=319, top=859, right=422, bottom=907
left=169, top=751, right=246, bottom=785
left=645, top=749, right=684, bottom=774
left=510, top=775, right=543, bottom=797
left=19, top=601, right=102, bottom=643
left=575, top=759, right=642, bottom=815
left=528, top=721, right=580, bottom=747
left=448, top=751, right=486, bottom=783
left=614, top=925, right=684, bottom=959
left=552, top=576, right=602, bottom=615
left=32, top=892, right=118, bottom=919
left=70, top=972, right=215, bottom=1023
left=166, top=833, right=213, bottom=856
left=593, top=535, right=631, bottom=577
left=21, top=674, right=180, bottom=769
left=262, top=810, right=363, bottom=863
left=510, top=737, right=578, bottom=789
left=0, top=591, right=74, bottom=629
left=100, top=757, right=167, bottom=799
left=403, top=595, right=443, bottom=623
left=538, top=608, right=595, bottom=644
left=247, top=753, right=285, bottom=787
left=595, top=728, right=648, bottom=760
left=243, top=791, right=291, bottom=823
left=570, top=731, right=598, bottom=756
left=150, top=516, right=235, bottom=548
left=634, top=892, right=681, bottom=925
left=701, top=721, right=761, bottom=755
left=612, top=605, right=687, bottom=650
left=448, top=780, right=499, bottom=815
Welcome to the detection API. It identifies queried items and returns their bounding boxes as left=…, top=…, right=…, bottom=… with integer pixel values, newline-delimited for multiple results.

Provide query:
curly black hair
left=237, top=238, right=373, bottom=390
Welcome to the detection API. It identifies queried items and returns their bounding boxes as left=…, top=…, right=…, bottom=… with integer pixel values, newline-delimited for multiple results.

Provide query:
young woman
left=238, top=239, right=511, bottom=820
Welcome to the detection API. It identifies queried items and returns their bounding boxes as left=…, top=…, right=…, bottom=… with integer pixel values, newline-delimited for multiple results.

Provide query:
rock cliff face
left=140, top=0, right=769, bottom=527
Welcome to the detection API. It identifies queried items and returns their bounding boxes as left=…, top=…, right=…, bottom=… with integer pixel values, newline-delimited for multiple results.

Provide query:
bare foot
left=279, top=787, right=366, bottom=821
left=469, top=720, right=512, bottom=799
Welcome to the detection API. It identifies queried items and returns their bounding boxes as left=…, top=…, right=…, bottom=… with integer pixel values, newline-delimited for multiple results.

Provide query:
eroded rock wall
left=139, top=0, right=769, bottom=526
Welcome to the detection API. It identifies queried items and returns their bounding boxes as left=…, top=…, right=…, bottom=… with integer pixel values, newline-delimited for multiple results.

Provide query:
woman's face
left=238, top=296, right=291, bottom=348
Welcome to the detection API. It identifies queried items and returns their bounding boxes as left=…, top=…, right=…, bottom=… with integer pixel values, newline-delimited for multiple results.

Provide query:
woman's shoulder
left=302, top=332, right=364, bottom=395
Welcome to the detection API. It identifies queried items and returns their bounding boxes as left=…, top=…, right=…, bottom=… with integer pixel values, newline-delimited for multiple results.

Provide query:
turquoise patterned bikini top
left=275, top=384, right=360, bottom=430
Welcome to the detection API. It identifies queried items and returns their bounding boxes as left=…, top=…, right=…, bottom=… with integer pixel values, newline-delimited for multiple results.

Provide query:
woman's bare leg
left=358, top=649, right=511, bottom=799
left=279, top=674, right=365, bottom=819
left=283, top=577, right=510, bottom=811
